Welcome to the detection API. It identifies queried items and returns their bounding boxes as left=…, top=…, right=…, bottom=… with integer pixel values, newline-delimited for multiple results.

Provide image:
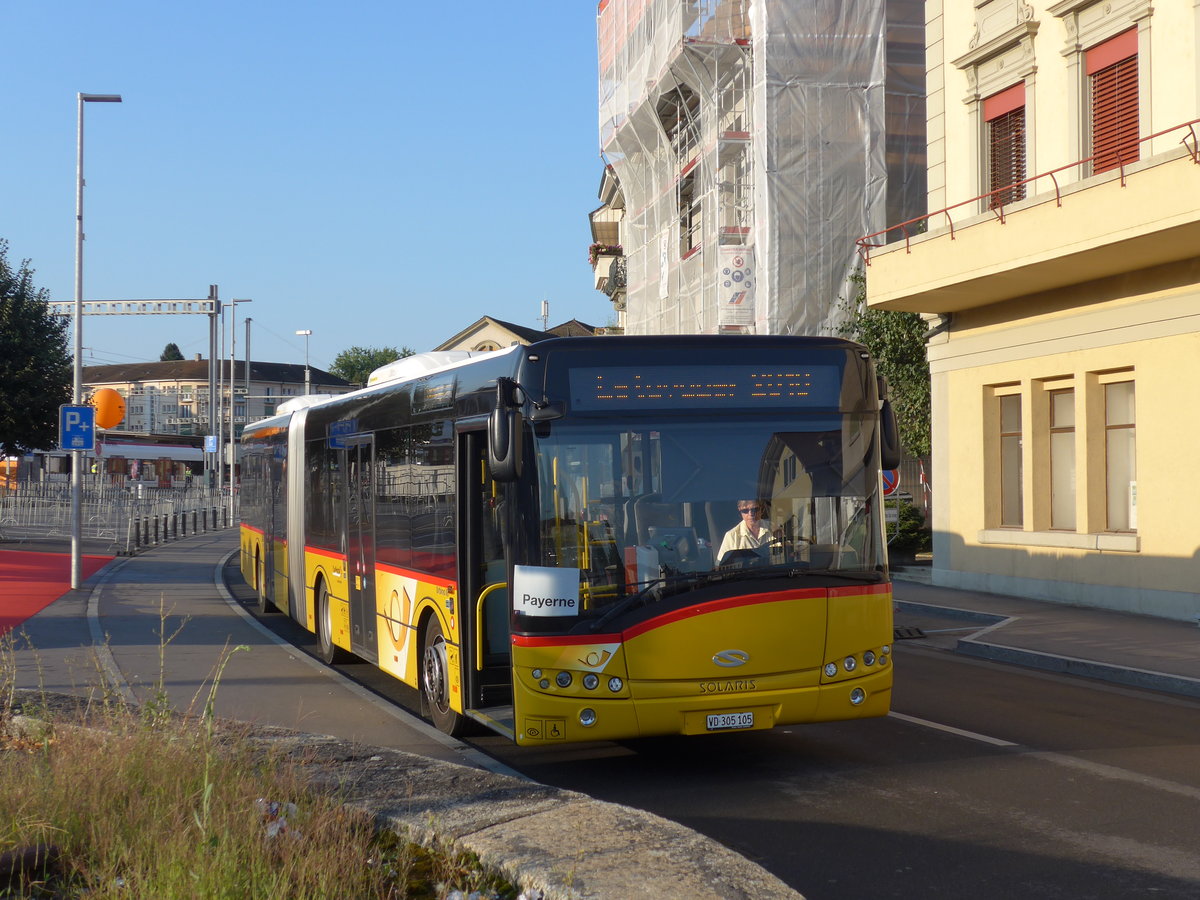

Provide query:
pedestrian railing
left=0, top=482, right=235, bottom=554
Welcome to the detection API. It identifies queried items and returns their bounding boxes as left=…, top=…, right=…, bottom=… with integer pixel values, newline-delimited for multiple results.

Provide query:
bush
left=888, top=500, right=932, bottom=558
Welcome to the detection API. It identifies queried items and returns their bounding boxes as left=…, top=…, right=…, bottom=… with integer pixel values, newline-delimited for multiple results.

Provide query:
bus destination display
left=569, top=365, right=842, bottom=410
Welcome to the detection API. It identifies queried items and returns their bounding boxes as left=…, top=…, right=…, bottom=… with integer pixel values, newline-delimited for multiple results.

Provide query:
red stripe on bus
left=512, top=632, right=624, bottom=647
left=511, top=587, right=827, bottom=648
left=375, top=560, right=458, bottom=591
left=828, top=582, right=892, bottom=598
left=306, top=546, right=346, bottom=566
left=242, top=524, right=264, bottom=536
left=621, top=588, right=826, bottom=640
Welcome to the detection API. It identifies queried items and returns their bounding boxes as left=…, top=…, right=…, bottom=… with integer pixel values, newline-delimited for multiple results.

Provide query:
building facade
left=83, top=357, right=352, bottom=438
left=864, top=0, right=1199, bottom=621
left=591, top=0, right=926, bottom=336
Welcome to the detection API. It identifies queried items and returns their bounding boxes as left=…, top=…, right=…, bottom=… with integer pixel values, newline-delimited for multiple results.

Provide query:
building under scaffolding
left=592, top=0, right=925, bottom=336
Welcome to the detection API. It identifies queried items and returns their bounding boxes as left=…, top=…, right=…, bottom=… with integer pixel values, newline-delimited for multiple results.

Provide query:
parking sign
left=59, top=405, right=96, bottom=451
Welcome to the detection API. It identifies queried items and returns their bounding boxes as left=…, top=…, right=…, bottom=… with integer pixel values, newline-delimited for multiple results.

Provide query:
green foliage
left=159, top=342, right=184, bottom=361
left=888, top=500, right=933, bottom=557
left=0, top=241, right=72, bottom=456
left=329, top=345, right=414, bottom=386
left=838, top=270, right=932, bottom=457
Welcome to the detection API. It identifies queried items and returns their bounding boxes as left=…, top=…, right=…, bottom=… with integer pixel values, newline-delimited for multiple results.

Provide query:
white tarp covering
left=597, top=0, right=924, bottom=337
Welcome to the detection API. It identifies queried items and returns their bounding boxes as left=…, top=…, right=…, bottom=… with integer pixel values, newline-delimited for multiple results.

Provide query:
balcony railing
left=604, top=257, right=627, bottom=297
left=857, top=117, right=1200, bottom=265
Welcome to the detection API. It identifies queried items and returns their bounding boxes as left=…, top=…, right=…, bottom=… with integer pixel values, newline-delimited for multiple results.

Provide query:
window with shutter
left=1088, top=29, right=1138, bottom=175
left=984, top=83, right=1026, bottom=210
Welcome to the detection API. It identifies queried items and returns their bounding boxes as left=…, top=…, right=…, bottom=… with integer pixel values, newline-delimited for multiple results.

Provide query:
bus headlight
left=824, top=662, right=838, bottom=678
left=849, top=687, right=866, bottom=706
left=556, top=671, right=573, bottom=688
left=579, top=708, right=597, bottom=727
left=843, top=656, right=858, bottom=672
left=607, top=676, right=623, bottom=693
left=582, top=673, right=599, bottom=690
left=863, top=650, right=876, bottom=667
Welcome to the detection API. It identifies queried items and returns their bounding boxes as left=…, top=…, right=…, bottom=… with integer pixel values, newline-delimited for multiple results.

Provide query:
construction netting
left=597, top=0, right=925, bottom=336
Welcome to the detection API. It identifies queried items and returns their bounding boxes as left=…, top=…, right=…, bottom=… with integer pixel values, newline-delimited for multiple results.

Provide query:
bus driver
left=718, top=500, right=772, bottom=564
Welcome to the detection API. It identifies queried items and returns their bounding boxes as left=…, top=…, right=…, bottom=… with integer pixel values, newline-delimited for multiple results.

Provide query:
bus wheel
left=254, top=550, right=274, bottom=615
left=317, top=581, right=348, bottom=665
left=422, top=616, right=466, bottom=737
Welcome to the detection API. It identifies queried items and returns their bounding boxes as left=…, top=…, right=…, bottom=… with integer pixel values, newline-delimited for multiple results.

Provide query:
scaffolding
left=596, top=0, right=925, bottom=336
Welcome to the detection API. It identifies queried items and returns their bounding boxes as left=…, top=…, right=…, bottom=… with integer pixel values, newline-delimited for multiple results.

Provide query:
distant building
left=864, top=1, right=1200, bottom=622
left=435, top=317, right=599, bottom=352
left=83, top=355, right=353, bottom=438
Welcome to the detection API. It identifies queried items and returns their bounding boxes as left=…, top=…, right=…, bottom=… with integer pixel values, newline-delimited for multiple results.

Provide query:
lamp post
left=227, top=299, right=251, bottom=520
left=71, top=92, right=121, bottom=590
left=296, top=329, right=312, bottom=395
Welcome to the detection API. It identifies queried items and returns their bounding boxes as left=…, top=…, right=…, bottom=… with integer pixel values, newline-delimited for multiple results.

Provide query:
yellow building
left=864, top=0, right=1199, bottom=621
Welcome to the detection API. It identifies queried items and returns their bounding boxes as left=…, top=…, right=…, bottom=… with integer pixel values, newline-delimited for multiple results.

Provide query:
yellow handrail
left=474, top=582, right=508, bottom=671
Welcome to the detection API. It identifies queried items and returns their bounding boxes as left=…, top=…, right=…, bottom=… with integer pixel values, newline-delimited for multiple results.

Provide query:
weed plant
left=0, top=631, right=519, bottom=899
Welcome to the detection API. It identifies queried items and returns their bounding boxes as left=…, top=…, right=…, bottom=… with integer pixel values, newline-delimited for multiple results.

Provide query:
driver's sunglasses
left=738, top=506, right=760, bottom=514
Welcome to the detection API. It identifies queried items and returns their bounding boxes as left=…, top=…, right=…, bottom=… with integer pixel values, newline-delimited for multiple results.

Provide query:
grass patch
left=0, top=633, right=521, bottom=899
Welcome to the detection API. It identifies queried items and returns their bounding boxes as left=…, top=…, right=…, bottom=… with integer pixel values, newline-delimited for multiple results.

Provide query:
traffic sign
left=59, top=405, right=96, bottom=452
left=882, top=468, right=900, bottom=496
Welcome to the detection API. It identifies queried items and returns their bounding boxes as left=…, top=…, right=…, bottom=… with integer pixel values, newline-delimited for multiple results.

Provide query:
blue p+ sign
left=60, top=404, right=96, bottom=452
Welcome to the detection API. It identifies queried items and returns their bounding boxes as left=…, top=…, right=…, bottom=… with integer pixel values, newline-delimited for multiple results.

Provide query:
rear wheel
left=422, top=616, right=466, bottom=736
left=254, top=549, right=274, bottom=614
left=317, top=581, right=348, bottom=664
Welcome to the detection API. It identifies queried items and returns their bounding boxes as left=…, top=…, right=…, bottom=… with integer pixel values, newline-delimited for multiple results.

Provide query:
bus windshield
left=517, top=413, right=885, bottom=625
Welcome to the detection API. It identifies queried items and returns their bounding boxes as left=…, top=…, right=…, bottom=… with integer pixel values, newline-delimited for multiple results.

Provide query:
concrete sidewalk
left=892, top=570, right=1200, bottom=699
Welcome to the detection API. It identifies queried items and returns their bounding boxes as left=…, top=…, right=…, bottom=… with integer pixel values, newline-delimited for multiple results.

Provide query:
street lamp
left=71, top=92, right=121, bottom=590
left=296, top=329, right=312, bottom=395
left=228, top=299, right=251, bottom=519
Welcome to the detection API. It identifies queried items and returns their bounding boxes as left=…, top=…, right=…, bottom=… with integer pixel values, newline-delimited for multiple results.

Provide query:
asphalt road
left=464, top=643, right=1200, bottom=899
left=221, top=564, right=1200, bottom=899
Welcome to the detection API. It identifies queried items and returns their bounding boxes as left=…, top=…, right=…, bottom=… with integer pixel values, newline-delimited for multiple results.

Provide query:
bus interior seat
left=705, top=500, right=737, bottom=548
left=808, top=544, right=840, bottom=568
left=634, top=494, right=682, bottom=544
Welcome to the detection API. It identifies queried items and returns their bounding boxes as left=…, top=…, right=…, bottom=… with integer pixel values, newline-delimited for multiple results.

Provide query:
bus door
left=458, top=429, right=513, bottom=725
left=344, top=435, right=378, bottom=662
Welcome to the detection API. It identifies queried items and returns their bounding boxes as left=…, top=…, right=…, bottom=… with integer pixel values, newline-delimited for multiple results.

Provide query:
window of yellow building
left=1104, top=381, right=1136, bottom=532
left=1049, top=389, right=1076, bottom=530
left=999, top=393, right=1023, bottom=527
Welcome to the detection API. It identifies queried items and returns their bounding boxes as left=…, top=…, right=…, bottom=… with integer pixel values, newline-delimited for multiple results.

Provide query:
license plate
left=706, top=711, right=754, bottom=731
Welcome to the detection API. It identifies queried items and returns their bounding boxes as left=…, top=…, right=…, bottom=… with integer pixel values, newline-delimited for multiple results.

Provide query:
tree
left=329, top=345, right=414, bottom=386
left=838, top=270, right=931, bottom=457
left=0, top=240, right=72, bottom=456
left=160, top=342, right=184, bottom=361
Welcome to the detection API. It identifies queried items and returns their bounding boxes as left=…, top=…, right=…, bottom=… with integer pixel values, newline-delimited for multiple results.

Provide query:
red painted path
left=0, top=549, right=114, bottom=637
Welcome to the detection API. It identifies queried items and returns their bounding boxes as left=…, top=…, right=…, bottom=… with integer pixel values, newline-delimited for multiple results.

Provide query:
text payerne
left=522, top=594, right=578, bottom=610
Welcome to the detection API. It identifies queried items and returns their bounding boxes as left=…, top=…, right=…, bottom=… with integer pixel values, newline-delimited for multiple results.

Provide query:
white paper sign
left=513, top=565, right=580, bottom=617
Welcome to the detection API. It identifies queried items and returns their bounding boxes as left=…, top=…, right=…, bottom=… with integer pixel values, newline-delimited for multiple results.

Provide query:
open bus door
left=343, top=435, right=378, bottom=662
left=458, top=429, right=515, bottom=735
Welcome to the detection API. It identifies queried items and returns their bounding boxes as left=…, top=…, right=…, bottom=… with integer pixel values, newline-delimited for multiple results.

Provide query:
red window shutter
left=1088, top=31, right=1138, bottom=174
left=988, top=106, right=1026, bottom=209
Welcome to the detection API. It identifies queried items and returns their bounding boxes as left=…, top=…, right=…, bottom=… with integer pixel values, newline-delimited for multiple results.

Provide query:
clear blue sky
left=4, top=2, right=610, bottom=376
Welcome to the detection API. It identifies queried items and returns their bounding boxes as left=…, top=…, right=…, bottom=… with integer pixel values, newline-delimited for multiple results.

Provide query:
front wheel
left=422, top=616, right=466, bottom=737
left=317, top=581, right=349, bottom=665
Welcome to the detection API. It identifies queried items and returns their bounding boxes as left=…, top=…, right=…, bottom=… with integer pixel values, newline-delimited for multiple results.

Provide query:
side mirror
left=488, top=378, right=523, bottom=482
left=879, top=399, right=902, bottom=471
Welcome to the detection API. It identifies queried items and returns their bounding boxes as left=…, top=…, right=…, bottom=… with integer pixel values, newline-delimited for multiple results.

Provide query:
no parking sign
left=882, top=469, right=900, bottom=496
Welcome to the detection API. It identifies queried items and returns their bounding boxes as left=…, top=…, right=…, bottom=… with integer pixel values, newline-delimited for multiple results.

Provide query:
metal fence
left=0, top=481, right=234, bottom=554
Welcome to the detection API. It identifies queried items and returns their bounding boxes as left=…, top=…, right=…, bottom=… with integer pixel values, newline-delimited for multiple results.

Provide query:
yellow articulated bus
left=239, top=335, right=902, bottom=746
